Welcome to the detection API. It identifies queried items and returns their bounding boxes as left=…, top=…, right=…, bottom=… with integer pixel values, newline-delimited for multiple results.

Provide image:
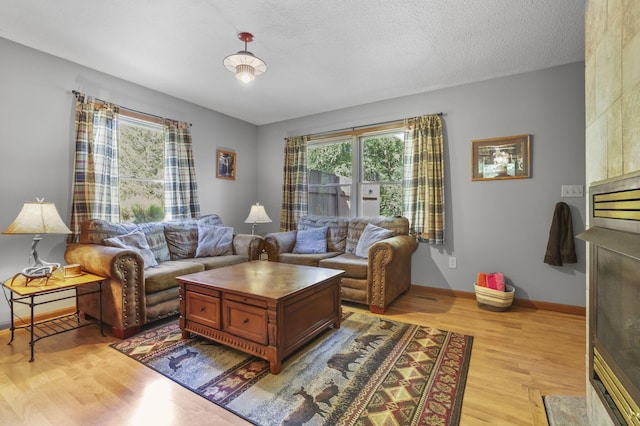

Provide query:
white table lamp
left=2, top=198, right=72, bottom=279
left=244, top=203, right=272, bottom=235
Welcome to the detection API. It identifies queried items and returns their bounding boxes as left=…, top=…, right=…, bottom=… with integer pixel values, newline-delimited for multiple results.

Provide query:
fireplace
left=578, top=174, right=640, bottom=426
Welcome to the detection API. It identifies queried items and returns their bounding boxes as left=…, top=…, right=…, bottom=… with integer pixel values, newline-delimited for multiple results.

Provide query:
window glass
left=307, top=129, right=404, bottom=218
left=118, top=116, right=165, bottom=223
left=308, top=139, right=352, bottom=184
left=361, top=132, right=404, bottom=217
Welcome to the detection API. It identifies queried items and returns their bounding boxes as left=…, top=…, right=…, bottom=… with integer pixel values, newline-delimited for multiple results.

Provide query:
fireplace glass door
left=595, top=246, right=640, bottom=414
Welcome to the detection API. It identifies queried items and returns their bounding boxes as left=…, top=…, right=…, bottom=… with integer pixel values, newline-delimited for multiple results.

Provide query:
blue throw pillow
left=293, top=226, right=328, bottom=254
left=103, top=229, right=159, bottom=268
left=195, top=223, right=234, bottom=257
left=355, top=223, right=394, bottom=258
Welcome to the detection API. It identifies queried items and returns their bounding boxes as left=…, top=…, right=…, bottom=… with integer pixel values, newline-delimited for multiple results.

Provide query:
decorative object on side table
left=244, top=202, right=272, bottom=235
left=2, top=198, right=72, bottom=285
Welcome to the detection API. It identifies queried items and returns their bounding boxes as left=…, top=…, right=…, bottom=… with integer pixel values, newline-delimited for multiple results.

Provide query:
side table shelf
left=3, top=272, right=106, bottom=362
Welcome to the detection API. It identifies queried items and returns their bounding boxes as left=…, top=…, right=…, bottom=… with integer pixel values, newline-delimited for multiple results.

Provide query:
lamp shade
left=223, top=51, right=267, bottom=83
left=223, top=32, right=267, bottom=83
left=2, top=202, right=71, bottom=235
left=244, top=203, right=272, bottom=224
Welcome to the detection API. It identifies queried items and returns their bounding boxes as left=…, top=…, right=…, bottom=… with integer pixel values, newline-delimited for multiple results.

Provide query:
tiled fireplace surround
left=585, top=2, right=640, bottom=424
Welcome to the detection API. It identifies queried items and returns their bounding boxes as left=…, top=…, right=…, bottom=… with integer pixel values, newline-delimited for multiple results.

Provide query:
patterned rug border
left=111, top=313, right=473, bottom=426
left=108, top=317, right=256, bottom=423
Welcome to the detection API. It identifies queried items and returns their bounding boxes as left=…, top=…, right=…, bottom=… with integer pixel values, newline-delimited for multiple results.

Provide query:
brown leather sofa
left=64, top=214, right=262, bottom=338
left=264, top=216, right=418, bottom=313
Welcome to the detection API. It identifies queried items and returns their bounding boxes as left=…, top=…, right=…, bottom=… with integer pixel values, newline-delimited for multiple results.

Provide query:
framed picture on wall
left=471, top=134, right=530, bottom=181
left=216, top=149, right=236, bottom=180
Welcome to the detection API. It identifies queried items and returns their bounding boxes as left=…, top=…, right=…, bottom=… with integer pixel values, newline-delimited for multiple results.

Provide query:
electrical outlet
left=448, top=256, right=457, bottom=269
left=561, top=184, right=584, bottom=198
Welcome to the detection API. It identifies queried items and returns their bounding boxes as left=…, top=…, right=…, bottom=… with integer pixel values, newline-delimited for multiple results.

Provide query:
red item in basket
left=486, top=272, right=505, bottom=291
left=477, top=272, right=487, bottom=287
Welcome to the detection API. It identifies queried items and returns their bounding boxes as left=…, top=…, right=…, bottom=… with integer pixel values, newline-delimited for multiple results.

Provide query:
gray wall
left=257, top=62, right=586, bottom=307
left=0, top=35, right=586, bottom=332
left=0, top=38, right=259, bottom=325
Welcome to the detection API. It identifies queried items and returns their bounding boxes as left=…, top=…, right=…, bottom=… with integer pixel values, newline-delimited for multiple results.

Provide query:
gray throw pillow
left=103, top=229, right=159, bottom=268
left=137, top=222, right=171, bottom=263
left=195, top=223, right=234, bottom=257
left=355, top=223, right=394, bottom=258
left=293, top=226, right=328, bottom=254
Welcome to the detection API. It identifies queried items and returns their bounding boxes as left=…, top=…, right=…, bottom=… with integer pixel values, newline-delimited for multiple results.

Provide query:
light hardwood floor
left=0, top=286, right=585, bottom=425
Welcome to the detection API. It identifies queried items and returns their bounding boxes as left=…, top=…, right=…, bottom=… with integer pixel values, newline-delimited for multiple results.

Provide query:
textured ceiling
left=0, top=0, right=585, bottom=125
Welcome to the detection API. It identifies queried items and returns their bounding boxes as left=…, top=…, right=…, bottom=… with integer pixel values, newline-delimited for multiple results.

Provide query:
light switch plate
left=448, top=256, right=457, bottom=268
left=561, top=185, right=584, bottom=198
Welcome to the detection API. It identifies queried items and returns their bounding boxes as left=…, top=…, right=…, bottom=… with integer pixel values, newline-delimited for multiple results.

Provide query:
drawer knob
left=242, top=318, right=249, bottom=324
left=199, top=306, right=206, bottom=312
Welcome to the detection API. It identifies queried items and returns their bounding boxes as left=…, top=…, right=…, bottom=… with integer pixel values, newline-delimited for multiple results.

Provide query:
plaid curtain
left=402, top=114, right=445, bottom=244
left=68, top=93, right=120, bottom=242
left=280, top=136, right=308, bottom=231
left=164, top=120, right=200, bottom=220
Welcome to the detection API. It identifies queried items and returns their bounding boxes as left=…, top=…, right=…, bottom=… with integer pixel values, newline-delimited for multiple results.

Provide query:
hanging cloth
left=544, top=201, right=577, bottom=266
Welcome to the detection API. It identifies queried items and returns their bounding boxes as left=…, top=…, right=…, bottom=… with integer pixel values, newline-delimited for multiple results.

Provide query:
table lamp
left=244, top=202, right=272, bottom=235
left=2, top=198, right=72, bottom=279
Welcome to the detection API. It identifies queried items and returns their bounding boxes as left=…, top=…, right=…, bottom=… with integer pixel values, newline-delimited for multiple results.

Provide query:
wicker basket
left=473, top=283, right=515, bottom=311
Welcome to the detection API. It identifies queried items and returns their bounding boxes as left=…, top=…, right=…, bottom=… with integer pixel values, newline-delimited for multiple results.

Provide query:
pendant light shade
left=223, top=32, right=267, bottom=83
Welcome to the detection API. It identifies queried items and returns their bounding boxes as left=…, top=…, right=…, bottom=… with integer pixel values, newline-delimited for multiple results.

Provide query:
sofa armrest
left=368, top=235, right=418, bottom=311
left=64, top=243, right=145, bottom=336
left=232, top=234, right=263, bottom=260
left=264, top=231, right=297, bottom=261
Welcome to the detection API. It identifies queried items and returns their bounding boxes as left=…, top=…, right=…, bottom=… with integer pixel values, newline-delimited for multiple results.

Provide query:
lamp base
left=20, top=236, right=60, bottom=280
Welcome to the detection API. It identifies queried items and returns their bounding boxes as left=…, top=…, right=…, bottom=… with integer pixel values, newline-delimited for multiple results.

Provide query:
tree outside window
left=118, top=116, right=165, bottom=223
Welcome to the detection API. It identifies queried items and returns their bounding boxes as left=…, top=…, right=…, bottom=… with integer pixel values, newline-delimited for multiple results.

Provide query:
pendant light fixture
left=223, top=32, right=267, bottom=83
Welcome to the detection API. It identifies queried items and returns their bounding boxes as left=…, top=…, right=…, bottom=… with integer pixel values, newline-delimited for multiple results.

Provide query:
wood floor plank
left=529, top=388, right=550, bottom=426
left=0, top=287, right=585, bottom=425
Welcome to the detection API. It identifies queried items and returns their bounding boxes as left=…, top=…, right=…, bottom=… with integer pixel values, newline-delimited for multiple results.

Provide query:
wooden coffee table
left=176, top=261, right=344, bottom=374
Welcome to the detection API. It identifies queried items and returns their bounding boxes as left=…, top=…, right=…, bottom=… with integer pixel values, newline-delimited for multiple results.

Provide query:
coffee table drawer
left=185, top=291, right=220, bottom=329
left=223, top=300, right=268, bottom=345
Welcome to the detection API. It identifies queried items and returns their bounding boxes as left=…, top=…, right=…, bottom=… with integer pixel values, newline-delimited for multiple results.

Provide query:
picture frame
left=216, top=149, right=236, bottom=180
left=471, top=134, right=530, bottom=181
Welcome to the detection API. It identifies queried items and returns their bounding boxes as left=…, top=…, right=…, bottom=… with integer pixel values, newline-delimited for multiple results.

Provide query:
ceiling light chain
left=223, top=32, right=267, bottom=83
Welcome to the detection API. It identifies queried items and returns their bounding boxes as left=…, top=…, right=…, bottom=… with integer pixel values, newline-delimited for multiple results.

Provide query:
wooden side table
left=3, top=271, right=106, bottom=362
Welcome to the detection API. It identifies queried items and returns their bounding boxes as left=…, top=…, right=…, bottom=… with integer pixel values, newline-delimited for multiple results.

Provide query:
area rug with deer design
left=111, top=312, right=473, bottom=426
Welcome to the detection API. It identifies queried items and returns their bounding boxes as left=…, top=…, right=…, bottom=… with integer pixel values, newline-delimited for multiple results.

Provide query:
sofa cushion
left=144, top=260, right=204, bottom=294
left=319, top=254, right=368, bottom=279
left=355, top=223, right=394, bottom=258
left=184, top=254, right=248, bottom=270
left=345, top=216, right=409, bottom=254
left=79, top=219, right=138, bottom=244
left=195, top=224, right=234, bottom=257
left=164, top=219, right=198, bottom=259
left=293, top=226, right=328, bottom=254
left=103, top=229, right=159, bottom=269
left=137, top=222, right=171, bottom=263
left=280, top=252, right=341, bottom=267
left=298, top=216, right=349, bottom=252
left=164, top=215, right=224, bottom=260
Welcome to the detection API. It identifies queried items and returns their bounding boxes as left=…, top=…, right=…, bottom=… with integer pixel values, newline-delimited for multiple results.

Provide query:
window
left=118, top=115, right=165, bottom=223
left=69, top=92, right=200, bottom=241
left=308, top=127, right=404, bottom=217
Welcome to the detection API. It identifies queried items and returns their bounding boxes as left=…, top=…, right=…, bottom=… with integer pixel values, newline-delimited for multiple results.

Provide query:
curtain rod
left=71, top=90, right=192, bottom=127
left=306, top=112, right=445, bottom=139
